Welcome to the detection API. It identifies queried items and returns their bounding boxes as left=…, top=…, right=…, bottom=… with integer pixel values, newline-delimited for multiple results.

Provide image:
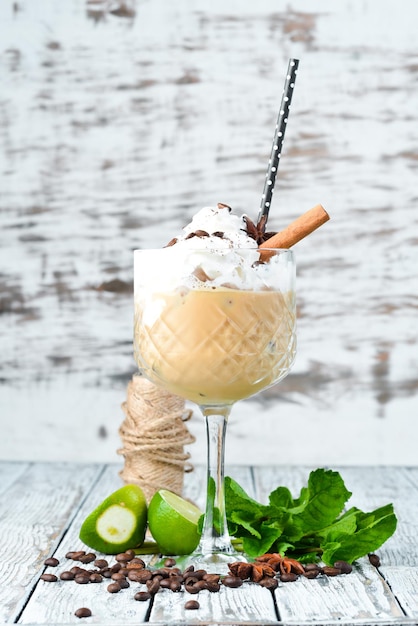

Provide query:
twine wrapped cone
left=118, top=374, right=196, bottom=502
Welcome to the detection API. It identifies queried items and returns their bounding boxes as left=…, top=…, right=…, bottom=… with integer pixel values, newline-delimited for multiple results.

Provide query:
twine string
left=118, top=375, right=196, bottom=501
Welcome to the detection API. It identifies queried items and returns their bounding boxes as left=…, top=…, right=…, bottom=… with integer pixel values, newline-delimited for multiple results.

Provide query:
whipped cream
left=177, top=204, right=257, bottom=250
left=135, top=205, right=292, bottom=294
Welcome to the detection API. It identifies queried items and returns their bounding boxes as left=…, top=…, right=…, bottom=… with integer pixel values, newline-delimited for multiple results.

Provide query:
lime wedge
left=148, top=489, right=202, bottom=555
left=79, top=484, right=147, bottom=554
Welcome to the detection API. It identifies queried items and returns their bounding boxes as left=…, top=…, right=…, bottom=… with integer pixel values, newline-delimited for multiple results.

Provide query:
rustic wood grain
left=0, top=462, right=101, bottom=623
left=3, top=462, right=417, bottom=625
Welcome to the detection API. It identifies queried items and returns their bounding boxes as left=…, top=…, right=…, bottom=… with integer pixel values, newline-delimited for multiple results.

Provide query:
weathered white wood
left=252, top=466, right=412, bottom=623
left=0, top=461, right=30, bottom=497
left=18, top=463, right=152, bottom=624
left=378, top=566, right=418, bottom=617
left=5, top=462, right=418, bottom=625
left=0, top=462, right=101, bottom=624
left=275, top=560, right=404, bottom=623
left=150, top=584, right=277, bottom=624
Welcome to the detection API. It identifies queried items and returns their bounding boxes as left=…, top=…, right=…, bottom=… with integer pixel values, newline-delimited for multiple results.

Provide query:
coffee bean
left=119, top=579, right=130, bottom=589
left=303, top=569, right=319, bottom=579
left=222, top=575, right=243, bottom=588
left=169, top=567, right=182, bottom=577
left=206, top=580, right=221, bottom=592
left=60, top=571, right=75, bottom=581
left=184, top=600, right=200, bottom=610
left=125, top=549, right=136, bottom=559
left=321, top=566, right=341, bottom=577
left=169, top=579, right=182, bottom=592
left=89, top=573, right=103, bottom=583
left=111, top=572, right=127, bottom=581
left=110, top=563, right=122, bottom=573
left=304, top=563, right=320, bottom=572
left=203, top=573, right=220, bottom=583
left=368, top=553, right=381, bottom=567
left=145, top=578, right=161, bottom=595
left=40, top=573, right=58, bottom=582
left=94, top=559, right=108, bottom=569
left=146, top=578, right=161, bottom=595
left=107, top=582, right=121, bottom=594
left=127, top=558, right=145, bottom=569
left=74, top=607, right=92, bottom=618
left=65, top=551, right=78, bottom=559
left=164, top=558, right=177, bottom=567
left=79, top=553, right=96, bottom=564
left=115, top=552, right=132, bottom=562
left=75, top=574, right=90, bottom=584
left=101, top=568, right=112, bottom=578
left=71, top=551, right=86, bottom=561
left=134, top=591, right=151, bottom=602
left=258, top=577, right=278, bottom=590
left=280, top=572, right=298, bottom=582
left=184, top=583, right=200, bottom=595
left=183, top=565, right=195, bottom=574
left=334, top=560, right=352, bottom=574
left=192, top=569, right=207, bottom=580
left=134, top=569, right=152, bottom=583
left=44, top=557, right=59, bottom=567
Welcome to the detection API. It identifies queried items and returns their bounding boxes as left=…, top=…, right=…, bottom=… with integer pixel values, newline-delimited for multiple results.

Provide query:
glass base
left=156, top=550, right=247, bottom=575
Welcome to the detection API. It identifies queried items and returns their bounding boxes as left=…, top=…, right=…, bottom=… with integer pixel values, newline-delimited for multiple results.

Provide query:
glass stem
left=197, top=405, right=233, bottom=555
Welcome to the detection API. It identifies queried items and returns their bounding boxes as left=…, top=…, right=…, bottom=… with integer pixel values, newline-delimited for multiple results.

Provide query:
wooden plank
left=249, top=467, right=407, bottom=623
left=18, top=464, right=152, bottom=624
left=378, top=566, right=418, bottom=618
left=276, top=559, right=404, bottom=623
left=327, top=466, right=418, bottom=566
left=0, top=462, right=30, bottom=497
left=0, top=461, right=101, bottom=624
left=150, top=584, right=277, bottom=624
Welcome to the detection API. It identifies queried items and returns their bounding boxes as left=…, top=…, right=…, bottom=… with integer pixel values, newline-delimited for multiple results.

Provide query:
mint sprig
left=225, top=468, right=397, bottom=565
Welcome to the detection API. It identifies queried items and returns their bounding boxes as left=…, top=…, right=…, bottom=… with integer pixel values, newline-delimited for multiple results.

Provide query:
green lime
left=148, top=489, right=202, bottom=555
left=79, top=484, right=147, bottom=554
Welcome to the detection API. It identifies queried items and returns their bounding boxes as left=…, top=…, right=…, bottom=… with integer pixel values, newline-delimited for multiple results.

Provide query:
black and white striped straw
left=258, top=58, right=299, bottom=227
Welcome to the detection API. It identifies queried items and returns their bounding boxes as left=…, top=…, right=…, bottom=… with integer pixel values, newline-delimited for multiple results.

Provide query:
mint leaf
left=289, top=469, right=352, bottom=534
left=321, top=504, right=397, bottom=564
left=225, top=470, right=397, bottom=564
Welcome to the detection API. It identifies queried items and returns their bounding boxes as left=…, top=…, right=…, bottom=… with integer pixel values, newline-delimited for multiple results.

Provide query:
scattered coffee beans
left=134, top=591, right=151, bottom=602
left=368, top=553, right=381, bottom=567
left=74, top=607, right=91, bottom=619
left=334, top=560, right=353, bottom=574
left=40, top=573, right=57, bottom=582
left=184, top=600, right=200, bottom=610
left=107, top=582, right=121, bottom=594
left=44, top=557, right=59, bottom=567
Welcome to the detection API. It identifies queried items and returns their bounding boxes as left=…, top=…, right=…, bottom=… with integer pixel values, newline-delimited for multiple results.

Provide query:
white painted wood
left=4, top=462, right=418, bottom=625
left=379, top=566, right=418, bottom=617
left=0, top=462, right=30, bottom=497
left=150, top=584, right=277, bottom=624
left=276, top=559, right=404, bottom=623
left=0, top=462, right=101, bottom=624
left=18, top=463, right=152, bottom=624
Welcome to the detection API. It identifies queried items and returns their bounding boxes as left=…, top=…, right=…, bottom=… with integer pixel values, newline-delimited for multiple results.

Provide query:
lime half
left=148, top=489, right=202, bottom=555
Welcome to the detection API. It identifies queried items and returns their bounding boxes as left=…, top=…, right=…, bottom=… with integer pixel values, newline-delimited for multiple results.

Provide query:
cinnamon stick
left=259, top=204, right=329, bottom=259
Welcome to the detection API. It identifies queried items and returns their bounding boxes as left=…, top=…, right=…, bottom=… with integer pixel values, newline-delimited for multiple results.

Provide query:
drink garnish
left=225, top=468, right=397, bottom=565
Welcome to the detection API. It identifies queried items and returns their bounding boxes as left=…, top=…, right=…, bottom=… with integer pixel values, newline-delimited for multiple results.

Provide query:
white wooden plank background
left=0, top=462, right=101, bottom=624
left=0, top=462, right=417, bottom=625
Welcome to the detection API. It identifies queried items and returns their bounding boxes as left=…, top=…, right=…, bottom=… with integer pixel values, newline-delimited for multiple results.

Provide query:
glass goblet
left=133, top=246, right=296, bottom=571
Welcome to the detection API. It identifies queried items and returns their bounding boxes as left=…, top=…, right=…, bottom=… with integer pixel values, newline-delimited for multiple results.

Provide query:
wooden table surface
left=1, top=461, right=418, bottom=625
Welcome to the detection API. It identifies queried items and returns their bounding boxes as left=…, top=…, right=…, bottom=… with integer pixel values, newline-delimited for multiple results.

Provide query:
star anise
left=228, top=561, right=276, bottom=583
left=255, top=553, right=305, bottom=576
left=243, top=214, right=276, bottom=245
